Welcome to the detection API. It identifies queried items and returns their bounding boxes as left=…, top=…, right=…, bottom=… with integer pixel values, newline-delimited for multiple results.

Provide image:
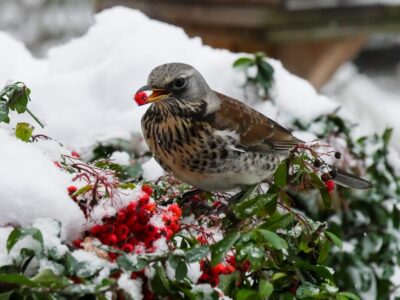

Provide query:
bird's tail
left=334, top=169, right=373, bottom=189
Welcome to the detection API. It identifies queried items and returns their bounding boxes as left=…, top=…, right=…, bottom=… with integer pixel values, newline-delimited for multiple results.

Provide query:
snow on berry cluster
left=73, top=184, right=181, bottom=259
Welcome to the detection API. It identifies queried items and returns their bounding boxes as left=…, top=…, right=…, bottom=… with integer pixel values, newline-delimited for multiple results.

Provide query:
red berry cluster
left=73, top=184, right=182, bottom=260
left=199, top=255, right=236, bottom=287
left=134, top=91, right=148, bottom=106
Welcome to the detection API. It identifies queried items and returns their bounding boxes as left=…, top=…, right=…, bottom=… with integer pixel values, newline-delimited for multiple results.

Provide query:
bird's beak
left=136, top=85, right=170, bottom=105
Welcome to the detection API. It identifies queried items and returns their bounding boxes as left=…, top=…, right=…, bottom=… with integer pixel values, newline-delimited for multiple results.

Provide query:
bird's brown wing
left=210, top=92, right=302, bottom=153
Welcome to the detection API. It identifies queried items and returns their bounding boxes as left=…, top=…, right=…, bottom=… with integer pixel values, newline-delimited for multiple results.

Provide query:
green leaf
left=274, top=161, right=287, bottom=188
left=325, top=231, right=342, bottom=249
left=0, top=101, right=10, bottom=124
left=0, top=273, right=35, bottom=286
left=336, top=292, right=360, bottom=300
left=259, top=279, right=273, bottom=298
left=260, top=213, right=293, bottom=231
left=72, top=184, right=93, bottom=197
left=175, top=260, right=188, bottom=282
left=271, top=272, right=286, bottom=281
left=233, top=193, right=277, bottom=219
left=256, top=229, right=288, bottom=250
left=382, top=127, right=393, bottom=148
left=31, top=269, right=69, bottom=288
left=0, top=291, right=14, bottom=300
left=317, top=240, right=330, bottom=264
left=117, top=254, right=147, bottom=272
left=211, top=232, right=240, bottom=266
left=236, top=289, right=259, bottom=300
left=233, top=57, right=254, bottom=68
left=219, top=272, right=240, bottom=294
left=320, top=187, right=331, bottom=208
left=296, top=282, right=320, bottom=299
left=7, top=227, right=44, bottom=252
left=185, top=245, right=209, bottom=263
left=15, top=122, right=34, bottom=142
left=150, top=264, right=170, bottom=296
left=393, top=205, right=400, bottom=229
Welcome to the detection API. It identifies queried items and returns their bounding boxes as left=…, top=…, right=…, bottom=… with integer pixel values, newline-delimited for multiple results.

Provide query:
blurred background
left=1, top=0, right=400, bottom=131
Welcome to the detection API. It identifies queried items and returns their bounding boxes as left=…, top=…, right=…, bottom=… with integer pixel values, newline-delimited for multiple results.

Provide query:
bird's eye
left=173, top=78, right=187, bottom=90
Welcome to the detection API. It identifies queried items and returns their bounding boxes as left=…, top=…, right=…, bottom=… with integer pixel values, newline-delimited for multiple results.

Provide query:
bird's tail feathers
left=333, top=169, right=372, bottom=189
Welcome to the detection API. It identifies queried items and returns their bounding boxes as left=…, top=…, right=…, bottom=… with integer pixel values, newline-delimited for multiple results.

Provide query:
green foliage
left=233, top=52, right=274, bottom=98
left=0, top=82, right=43, bottom=128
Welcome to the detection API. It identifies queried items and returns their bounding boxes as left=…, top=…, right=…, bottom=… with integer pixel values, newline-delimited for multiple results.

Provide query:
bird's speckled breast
left=141, top=101, right=278, bottom=191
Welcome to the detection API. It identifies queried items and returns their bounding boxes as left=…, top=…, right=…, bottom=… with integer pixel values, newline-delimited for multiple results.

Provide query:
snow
left=117, top=273, right=143, bottom=300
left=142, top=158, right=165, bottom=181
left=32, top=218, right=68, bottom=258
left=109, top=151, right=130, bottom=165
left=324, top=63, right=400, bottom=150
left=0, top=129, right=85, bottom=240
left=71, top=249, right=111, bottom=277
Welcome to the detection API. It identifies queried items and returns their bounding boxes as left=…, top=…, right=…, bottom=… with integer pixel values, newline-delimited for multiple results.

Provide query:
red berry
left=125, top=215, right=138, bottom=227
left=54, top=161, right=61, bottom=168
left=134, top=91, right=148, bottom=106
left=116, top=209, right=127, bottom=222
left=67, top=186, right=78, bottom=195
left=73, top=239, right=83, bottom=248
left=165, top=228, right=174, bottom=240
left=143, top=203, right=156, bottom=213
left=115, top=224, right=129, bottom=238
left=127, top=202, right=138, bottom=214
left=121, top=243, right=134, bottom=253
left=325, top=179, right=335, bottom=193
left=104, top=224, right=115, bottom=234
left=141, top=184, right=153, bottom=195
left=90, top=224, right=104, bottom=236
left=168, top=203, right=182, bottom=218
left=71, top=151, right=80, bottom=158
left=225, top=265, right=235, bottom=274
left=169, top=220, right=180, bottom=233
left=212, top=201, right=222, bottom=208
left=226, top=255, right=236, bottom=267
left=108, top=252, right=117, bottom=261
left=211, top=263, right=226, bottom=276
left=139, top=194, right=150, bottom=206
left=102, top=233, right=118, bottom=245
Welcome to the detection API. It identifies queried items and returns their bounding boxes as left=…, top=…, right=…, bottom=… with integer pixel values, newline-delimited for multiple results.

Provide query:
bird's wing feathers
left=210, top=92, right=302, bottom=153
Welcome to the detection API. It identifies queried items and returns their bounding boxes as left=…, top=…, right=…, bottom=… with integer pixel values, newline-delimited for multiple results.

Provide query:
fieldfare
left=136, top=63, right=372, bottom=192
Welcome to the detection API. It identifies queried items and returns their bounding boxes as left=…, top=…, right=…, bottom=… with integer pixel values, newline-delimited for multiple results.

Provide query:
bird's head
left=136, top=63, right=215, bottom=107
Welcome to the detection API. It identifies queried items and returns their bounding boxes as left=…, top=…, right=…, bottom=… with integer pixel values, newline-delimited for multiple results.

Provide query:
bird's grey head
left=136, top=63, right=219, bottom=112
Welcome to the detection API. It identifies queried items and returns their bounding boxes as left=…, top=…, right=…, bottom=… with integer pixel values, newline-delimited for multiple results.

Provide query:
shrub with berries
left=4, top=62, right=400, bottom=300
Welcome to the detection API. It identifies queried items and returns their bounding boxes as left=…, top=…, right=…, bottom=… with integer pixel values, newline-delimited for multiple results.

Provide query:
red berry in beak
left=134, top=91, right=148, bottom=105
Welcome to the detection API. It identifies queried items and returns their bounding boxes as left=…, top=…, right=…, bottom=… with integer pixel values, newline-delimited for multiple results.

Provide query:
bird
left=136, top=62, right=372, bottom=192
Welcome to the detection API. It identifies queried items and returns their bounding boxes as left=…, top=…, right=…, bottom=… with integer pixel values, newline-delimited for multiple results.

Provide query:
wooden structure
left=96, top=0, right=400, bottom=89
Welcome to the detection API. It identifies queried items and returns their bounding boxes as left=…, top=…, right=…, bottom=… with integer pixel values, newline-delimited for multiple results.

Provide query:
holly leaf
left=211, top=232, right=240, bottom=266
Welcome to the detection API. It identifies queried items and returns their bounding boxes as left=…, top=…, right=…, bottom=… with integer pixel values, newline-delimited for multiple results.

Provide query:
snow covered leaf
left=210, top=232, right=240, bottom=266
left=0, top=101, right=10, bottom=123
left=30, top=269, right=69, bottom=288
left=233, top=193, right=277, bottom=219
left=7, top=228, right=44, bottom=252
left=259, top=212, right=293, bottom=231
left=185, top=245, right=209, bottom=263
left=296, top=282, right=320, bottom=298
